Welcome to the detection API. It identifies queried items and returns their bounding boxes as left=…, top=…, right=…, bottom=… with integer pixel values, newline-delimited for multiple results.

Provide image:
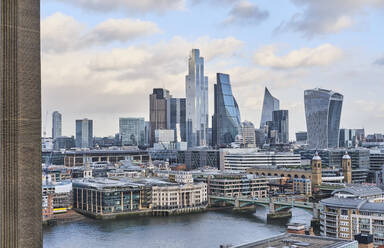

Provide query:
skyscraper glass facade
left=186, top=49, right=208, bottom=147
left=149, top=88, right=170, bottom=146
left=119, top=118, right=145, bottom=146
left=52, top=111, right=62, bottom=139
left=212, top=73, right=241, bottom=146
left=169, top=98, right=186, bottom=142
left=272, top=110, right=289, bottom=144
left=260, top=87, right=280, bottom=128
left=76, top=119, right=94, bottom=148
left=304, top=88, right=343, bottom=149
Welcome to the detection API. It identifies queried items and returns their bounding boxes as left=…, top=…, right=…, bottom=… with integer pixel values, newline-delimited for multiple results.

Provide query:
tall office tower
left=241, top=121, right=256, bottom=147
left=169, top=98, right=186, bottom=142
left=75, top=119, right=94, bottom=148
left=0, top=0, right=42, bottom=247
left=186, top=49, right=209, bottom=147
left=119, top=118, right=145, bottom=146
left=255, top=129, right=266, bottom=148
left=212, top=73, right=241, bottom=146
left=149, top=88, right=170, bottom=146
left=260, top=87, right=280, bottom=128
left=271, top=110, right=289, bottom=144
left=304, top=88, right=343, bottom=149
left=144, top=121, right=151, bottom=146
left=52, top=111, right=62, bottom=139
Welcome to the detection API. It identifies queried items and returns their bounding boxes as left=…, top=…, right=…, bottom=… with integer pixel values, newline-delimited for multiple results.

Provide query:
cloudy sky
left=41, top=0, right=384, bottom=139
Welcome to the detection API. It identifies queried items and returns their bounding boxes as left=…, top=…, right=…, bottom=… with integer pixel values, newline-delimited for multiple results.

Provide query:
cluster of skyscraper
left=51, top=53, right=347, bottom=152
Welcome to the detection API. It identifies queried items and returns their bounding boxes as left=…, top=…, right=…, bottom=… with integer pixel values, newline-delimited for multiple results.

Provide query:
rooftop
left=231, top=233, right=357, bottom=248
left=332, top=185, right=382, bottom=198
left=321, top=197, right=384, bottom=213
left=72, top=177, right=175, bottom=190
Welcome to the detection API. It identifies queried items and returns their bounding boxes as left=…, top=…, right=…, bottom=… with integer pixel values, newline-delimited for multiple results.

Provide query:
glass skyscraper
left=169, top=98, right=186, bottom=142
left=186, top=49, right=208, bottom=147
left=260, top=87, right=280, bottom=128
left=149, top=88, right=170, bottom=146
left=119, top=118, right=145, bottom=146
left=304, top=88, right=343, bottom=149
left=52, top=111, right=62, bottom=139
left=76, top=119, right=94, bottom=148
left=212, top=73, right=241, bottom=146
left=272, top=110, right=289, bottom=144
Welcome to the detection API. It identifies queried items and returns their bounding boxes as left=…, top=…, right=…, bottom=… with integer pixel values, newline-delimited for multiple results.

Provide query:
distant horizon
left=41, top=0, right=384, bottom=139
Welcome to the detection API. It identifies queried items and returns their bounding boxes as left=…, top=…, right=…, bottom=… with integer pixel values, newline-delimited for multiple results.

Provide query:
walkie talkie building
left=304, top=88, right=343, bottom=149
left=0, top=0, right=42, bottom=247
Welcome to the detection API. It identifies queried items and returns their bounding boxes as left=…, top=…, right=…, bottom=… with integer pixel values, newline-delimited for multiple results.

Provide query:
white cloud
left=46, top=0, right=185, bottom=13
left=253, top=44, right=343, bottom=69
left=223, top=0, right=269, bottom=26
left=42, top=13, right=161, bottom=53
left=276, top=0, right=384, bottom=37
left=41, top=12, right=244, bottom=135
left=85, top=19, right=161, bottom=45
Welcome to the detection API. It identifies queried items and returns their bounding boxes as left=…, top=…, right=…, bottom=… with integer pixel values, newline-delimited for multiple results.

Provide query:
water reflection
left=43, top=208, right=312, bottom=248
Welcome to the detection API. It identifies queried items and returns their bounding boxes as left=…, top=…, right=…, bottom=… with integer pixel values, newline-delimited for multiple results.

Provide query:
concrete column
left=86, top=189, right=89, bottom=211
left=76, top=188, right=79, bottom=208
left=100, top=192, right=103, bottom=214
left=130, top=191, right=133, bottom=211
left=121, top=192, right=124, bottom=212
left=91, top=190, right=94, bottom=213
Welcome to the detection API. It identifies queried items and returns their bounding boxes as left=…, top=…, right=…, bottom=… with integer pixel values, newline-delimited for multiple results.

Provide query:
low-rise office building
left=64, top=148, right=150, bottom=167
left=207, top=174, right=268, bottom=199
left=43, top=181, right=73, bottom=213
left=222, top=149, right=301, bottom=172
left=72, top=178, right=152, bottom=218
left=72, top=177, right=207, bottom=218
left=293, top=178, right=312, bottom=196
left=152, top=183, right=207, bottom=210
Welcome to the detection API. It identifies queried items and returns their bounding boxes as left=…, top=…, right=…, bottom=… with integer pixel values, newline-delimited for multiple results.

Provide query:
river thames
left=43, top=207, right=312, bottom=248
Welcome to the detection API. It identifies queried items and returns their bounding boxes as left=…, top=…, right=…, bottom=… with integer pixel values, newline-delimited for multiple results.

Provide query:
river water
left=43, top=207, right=312, bottom=248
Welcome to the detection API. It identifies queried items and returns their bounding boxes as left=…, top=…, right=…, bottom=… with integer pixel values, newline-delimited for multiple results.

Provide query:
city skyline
left=41, top=1, right=384, bottom=139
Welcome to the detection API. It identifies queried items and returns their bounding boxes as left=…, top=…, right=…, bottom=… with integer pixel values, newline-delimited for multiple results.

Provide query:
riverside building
left=320, top=185, right=384, bottom=246
left=151, top=182, right=207, bottom=211
left=206, top=174, right=268, bottom=199
left=72, top=177, right=207, bottom=218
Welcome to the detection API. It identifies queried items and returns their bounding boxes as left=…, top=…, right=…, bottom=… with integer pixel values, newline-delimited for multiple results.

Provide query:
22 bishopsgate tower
left=186, top=49, right=209, bottom=147
left=304, top=88, right=343, bottom=149
left=0, top=0, right=42, bottom=247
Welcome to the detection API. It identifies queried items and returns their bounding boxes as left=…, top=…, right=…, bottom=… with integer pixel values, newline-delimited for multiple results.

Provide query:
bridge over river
left=208, top=195, right=318, bottom=219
